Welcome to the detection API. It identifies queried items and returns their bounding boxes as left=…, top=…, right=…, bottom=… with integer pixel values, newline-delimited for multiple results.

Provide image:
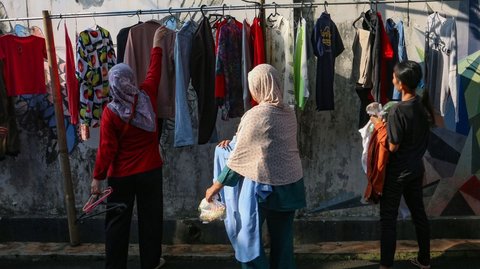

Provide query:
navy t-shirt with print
left=387, top=96, right=430, bottom=180
left=311, top=12, right=345, bottom=111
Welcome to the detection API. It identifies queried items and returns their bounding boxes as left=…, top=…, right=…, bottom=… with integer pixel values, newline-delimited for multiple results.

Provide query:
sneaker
left=410, top=258, right=431, bottom=269
left=154, top=258, right=166, bottom=269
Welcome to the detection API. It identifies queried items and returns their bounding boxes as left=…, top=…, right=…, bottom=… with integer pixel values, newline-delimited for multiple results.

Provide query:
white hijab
left=227, top=64, right=303, bottom=185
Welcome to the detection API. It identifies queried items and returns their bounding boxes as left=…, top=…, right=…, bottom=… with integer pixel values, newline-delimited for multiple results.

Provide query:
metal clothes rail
left=0, top=0, right=459, bottom=22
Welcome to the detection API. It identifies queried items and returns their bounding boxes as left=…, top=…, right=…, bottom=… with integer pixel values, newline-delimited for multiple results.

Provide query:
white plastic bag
left=198, top=197, right=226, bottom=223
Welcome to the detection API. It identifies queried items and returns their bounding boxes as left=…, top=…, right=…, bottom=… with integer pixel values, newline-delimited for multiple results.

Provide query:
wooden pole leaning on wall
left=42, top=10, right=80, bottom=246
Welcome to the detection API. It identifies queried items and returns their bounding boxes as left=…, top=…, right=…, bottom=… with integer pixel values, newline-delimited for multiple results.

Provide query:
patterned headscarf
left=227, top=64, right=302, bottom=186
left=247, top=64, right=284, bottom=106
left=107, top=63, right=156, bottom=132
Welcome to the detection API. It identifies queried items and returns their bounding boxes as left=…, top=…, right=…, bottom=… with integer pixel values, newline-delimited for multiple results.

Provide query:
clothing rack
left=0, top=0, right=457, bottom=247
left=0, top=0, right=459, bottom=22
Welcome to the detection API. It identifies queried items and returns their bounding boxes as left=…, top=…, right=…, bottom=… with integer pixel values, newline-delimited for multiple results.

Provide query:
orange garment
left=365, top=122, right=389, bottom=203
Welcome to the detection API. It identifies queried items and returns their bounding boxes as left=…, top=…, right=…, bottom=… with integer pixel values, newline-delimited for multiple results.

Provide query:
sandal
left=410, top=258, right=431, bottom=269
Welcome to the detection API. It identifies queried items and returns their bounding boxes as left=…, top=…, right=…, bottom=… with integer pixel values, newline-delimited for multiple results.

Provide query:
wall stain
left=75, top=0, right=105, bottom=9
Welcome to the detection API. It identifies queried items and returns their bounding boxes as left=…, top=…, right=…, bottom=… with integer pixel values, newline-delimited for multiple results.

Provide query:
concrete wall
left=0, top=0, right=478, bottom=225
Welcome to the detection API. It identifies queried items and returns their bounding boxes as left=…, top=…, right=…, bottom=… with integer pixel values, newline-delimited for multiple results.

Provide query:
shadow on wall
left=75, top=0, right=105, bottom=9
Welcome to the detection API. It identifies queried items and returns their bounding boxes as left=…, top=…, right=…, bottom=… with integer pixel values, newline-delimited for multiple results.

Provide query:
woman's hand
left=90, top=178, right=102, bottom=195
left=153, top=26, right=167, bottom=48
left=217, top=140, right=231, bottom=151
left=205, top=182, right=224, bottom=202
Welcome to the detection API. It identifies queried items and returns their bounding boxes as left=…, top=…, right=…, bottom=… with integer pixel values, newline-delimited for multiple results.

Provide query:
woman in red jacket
left=91, top=28, right=166, bottom=269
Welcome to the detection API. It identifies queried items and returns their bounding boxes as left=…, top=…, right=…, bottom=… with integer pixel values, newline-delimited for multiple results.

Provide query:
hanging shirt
left=76, top=26, right=116, bottom=128
left=242, top=20, right=253, bottom=112
left=174, top=20, right=197, bottom=147
left=386, top=19, right=408, bottom=101
left=191, top=16, right=217, bottom=144
left=124, top=21, right=161, bottom=87
left=378, top=13, right=394, bottom=105
left=311, top=12, right=344, bottom=111
left=251, top=17, right=265, bottom=67
left=266, top=15, right=295, bottom=107
left=294, top=18, right=309, bottom=110
left=0, top=35, right=47, bottom=96
left=215, top=19, right=244, bottom=119
left=425, top=12, right=458, bottom=121
left=213, top=19, right=228, bottom=109
left=156, top=27, right=176, bottom=119
left=116, top=22, right=141, bottom=64
left=352, top=28, right=373, bottom=88
left=65, top=24, right=79, bottom=125
left=365, top=11, right=393, bottom=105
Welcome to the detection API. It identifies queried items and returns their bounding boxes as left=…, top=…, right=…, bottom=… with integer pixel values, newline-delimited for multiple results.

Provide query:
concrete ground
left=0, top=239, right=479, bottom=268
left=1, top=258, right=480, bottom=269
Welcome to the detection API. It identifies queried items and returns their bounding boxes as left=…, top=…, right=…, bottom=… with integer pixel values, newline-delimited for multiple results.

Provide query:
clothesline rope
left=0, top=0, right=458, bottom=22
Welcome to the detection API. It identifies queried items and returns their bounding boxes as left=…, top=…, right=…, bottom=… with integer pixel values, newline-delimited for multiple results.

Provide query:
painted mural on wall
left=0, top=2, right=79, bottom=164
left=310, top=1, right=480, bottom=217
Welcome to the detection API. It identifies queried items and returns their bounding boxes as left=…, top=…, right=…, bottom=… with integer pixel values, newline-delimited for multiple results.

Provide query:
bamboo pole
left=42, top=10, right=80, bottom=246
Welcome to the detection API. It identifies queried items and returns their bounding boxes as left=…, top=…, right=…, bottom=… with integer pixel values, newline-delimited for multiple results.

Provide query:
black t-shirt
left=387, top=96, right=430, bottom=179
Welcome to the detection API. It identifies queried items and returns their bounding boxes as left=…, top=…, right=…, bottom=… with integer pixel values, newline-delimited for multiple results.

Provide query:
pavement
left=1, top=239, right=479, bottom=262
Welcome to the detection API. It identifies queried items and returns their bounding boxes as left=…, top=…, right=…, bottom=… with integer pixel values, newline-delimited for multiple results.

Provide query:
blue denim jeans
left=174, top=20, right=198, bottom=147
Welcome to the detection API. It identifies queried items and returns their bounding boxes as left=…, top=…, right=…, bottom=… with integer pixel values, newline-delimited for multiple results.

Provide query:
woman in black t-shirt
left=371, top=61, right=433, bottom=269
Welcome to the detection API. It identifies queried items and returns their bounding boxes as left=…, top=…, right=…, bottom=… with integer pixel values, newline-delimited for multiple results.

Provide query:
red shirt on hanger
left=251, top=17, right=265, bottom=67
left=0, top=35, right=47, bottom=96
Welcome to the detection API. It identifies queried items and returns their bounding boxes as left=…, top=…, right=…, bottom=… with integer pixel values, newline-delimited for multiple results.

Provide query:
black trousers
left=380, top=172, right=430, bottom=267
left=105, top=168, right=163, bottom=269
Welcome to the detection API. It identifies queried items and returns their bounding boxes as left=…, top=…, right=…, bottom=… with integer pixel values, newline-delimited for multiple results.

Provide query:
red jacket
left=93, top=48, right=163, bottom=180
left=365, top=122, right=389, bottom=203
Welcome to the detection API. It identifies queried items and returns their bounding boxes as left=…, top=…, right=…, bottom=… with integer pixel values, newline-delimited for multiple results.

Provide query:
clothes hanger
left=306, top=2, right=314, bottom=20
left=136, top=10, right=142, bottom=23
left=224, top=4, right=236, bottom=21
left=167, top=7, right=181, bottom=25
left=324, top=1, right=329, bottom=14
left=267, top=2, right=280, bottom=24
left=127, top=10, right=143, bottom=24
left=352, top=11, right=374, bottom=30
left=200, top=4, right=207, bottom=18
left=91, top=13, right=97, bottom=29
left=56, top=14, right=64, bottom=31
